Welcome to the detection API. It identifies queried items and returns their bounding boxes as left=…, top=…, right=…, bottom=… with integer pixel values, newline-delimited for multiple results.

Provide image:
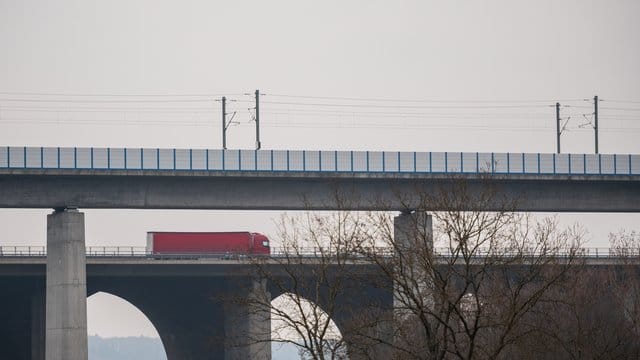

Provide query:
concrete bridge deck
left=1, top=147, right=639, bottom=211
left=1, top=245, right=638, bottom=271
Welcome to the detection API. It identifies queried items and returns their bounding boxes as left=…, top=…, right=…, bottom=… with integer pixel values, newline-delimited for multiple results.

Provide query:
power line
left=2, top=92, right=640, bottom=144
left=267, top=93, right=584, bottom=104
left=0, top=98, right=214, bottom=103
left=0, top=91, right=239, bottom=97
left=0, top=103, right=585, bottom=120
left=3, top=105, right=632, bottom=118
left=0, top=117, right=213, bottom=126
left=600, top=107, right=640, bottom=112
left=0, top=104, right=217, bottom=110
left=601, top=100, right=640, bottom=104
left=3, top=96, right=637, bottom=112
left=262, top=122, right=640, bottom=132
left=0, top=107, right=216, bottom=114
left=600, top=116, right=640, bottom=121
left=4, top=116, right=640, bottom=133
left=0, top=90, right=597, bottom=105
left=263, top=111, right=556, bottom=120
left=261, top=100, right=551, bottom=110
left=0, top=109, right=633, bottom=125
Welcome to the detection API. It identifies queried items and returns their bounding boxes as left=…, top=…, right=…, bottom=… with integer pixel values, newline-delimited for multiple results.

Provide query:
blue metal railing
left=1, top=147, right=638, bottom=175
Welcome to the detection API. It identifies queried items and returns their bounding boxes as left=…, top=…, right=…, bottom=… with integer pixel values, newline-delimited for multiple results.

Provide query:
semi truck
left=146, top=232, right=270, bottom=256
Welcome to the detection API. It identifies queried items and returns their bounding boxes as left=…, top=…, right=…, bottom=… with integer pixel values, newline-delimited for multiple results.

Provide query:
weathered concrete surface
left=0, top=169, right=639, bottom=211
left=394, top=212, right=432, bottom=251
left=46, top=209, right=87, bottom=360
left=391, top=212, right=434, bottom=359
left=0, top=255, right=637, bottom=275
left=394, top=211, right=433, bottom=310
left=3, top=257, right=640, bottom=359
left=223, top=278, right=271, bottom=360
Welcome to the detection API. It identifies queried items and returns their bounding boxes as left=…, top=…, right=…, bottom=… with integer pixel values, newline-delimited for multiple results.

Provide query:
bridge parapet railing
left=430, top=247, right=620, bottom=259
left=272, top=247, right=640, bottom=259
left=86, top=246, right=148, bottom=257
left=0, top=246, right=149, bottom=257
left=1, top=147, right=638, bottom=175
left=0, top=246, right=637, bottom=259
left=0, top=246, right=46, bottom=257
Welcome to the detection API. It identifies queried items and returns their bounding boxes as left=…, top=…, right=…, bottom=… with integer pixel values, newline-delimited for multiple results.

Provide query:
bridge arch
left=87, top=277, right=230, bottom=359
left=268, top=273, right=394, bottom=360
left=87, top=291, right=167, bottom=358
left=271, top=292, right=348, bottom=359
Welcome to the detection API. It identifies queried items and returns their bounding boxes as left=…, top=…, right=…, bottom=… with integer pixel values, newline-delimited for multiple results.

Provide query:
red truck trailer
left=146, top=232, right=270, bottom=256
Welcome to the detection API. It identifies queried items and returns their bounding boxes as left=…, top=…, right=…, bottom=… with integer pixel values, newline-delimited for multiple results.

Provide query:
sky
left=1, top=0, right=639, bottom=340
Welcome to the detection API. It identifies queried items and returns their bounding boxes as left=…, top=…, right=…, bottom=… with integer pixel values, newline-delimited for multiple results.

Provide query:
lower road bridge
left=1, top=245, right=389, bottom=360
left=2, top=215, right=639, bottom=360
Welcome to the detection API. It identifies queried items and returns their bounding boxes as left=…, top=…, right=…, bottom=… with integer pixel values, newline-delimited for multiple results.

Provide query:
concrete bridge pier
left=393, top=210, right=433, bottom=306
left=46, top=208, right=88, bottom=360
left=224, top=278, right=272, bottom=360
left=394, top=211, right=433, bottom=257
left=393, top=211, right=433, bottom=355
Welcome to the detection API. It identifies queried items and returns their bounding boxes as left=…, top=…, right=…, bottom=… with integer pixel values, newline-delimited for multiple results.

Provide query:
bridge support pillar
left=394, top=210, right=433, bottom=307
left=224, top=278, right=271, bottom=360
left=392, top=211, right=433, bottom=355
left=46, top=208, right=88, bottom=360
left=394, top=211, right=432, bottom=256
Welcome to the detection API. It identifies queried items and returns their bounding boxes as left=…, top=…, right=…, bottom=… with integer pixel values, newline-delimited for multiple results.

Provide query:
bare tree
left=520, top=266, right=640, bottom=359
left=246, top=210, right=372, bottom=360
left=352, top=182, right=585, bottom=360
left=473, top=228, right=640, bottom=360
left=238, top=182, right=592, bottom=359
left=610, top=230, right=640, bottom=257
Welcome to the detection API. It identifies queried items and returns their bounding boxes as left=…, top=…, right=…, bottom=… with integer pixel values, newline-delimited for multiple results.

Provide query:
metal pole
left=222, top=96, right=227, bottom=150
left=594, top=95, right=599, bottom=154
left=255, top=89, right=261, bottom=150
left=556, top=102, right=561, bottom=153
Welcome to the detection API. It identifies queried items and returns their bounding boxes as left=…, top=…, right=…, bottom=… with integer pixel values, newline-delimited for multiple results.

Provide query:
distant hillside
left=88, top=335, right=305, bottom=360
left=88, top=335, right=167, bottom=360
left=272, top=342, right=304, bottom=360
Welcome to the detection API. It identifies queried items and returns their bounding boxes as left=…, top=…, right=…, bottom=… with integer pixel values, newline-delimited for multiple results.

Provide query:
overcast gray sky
left=1, top=0, right=639, bottom=339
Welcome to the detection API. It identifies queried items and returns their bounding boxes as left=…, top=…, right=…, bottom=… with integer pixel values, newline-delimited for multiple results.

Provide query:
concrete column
left=393, top=211, right=433, bottom=355
left=46, top=208, right=88, bottom=360
left=224, top=278, right=271, bottom=360
left=394, top=211, right=433, bottom=308
left=394, top=211, right=432, bottom=254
